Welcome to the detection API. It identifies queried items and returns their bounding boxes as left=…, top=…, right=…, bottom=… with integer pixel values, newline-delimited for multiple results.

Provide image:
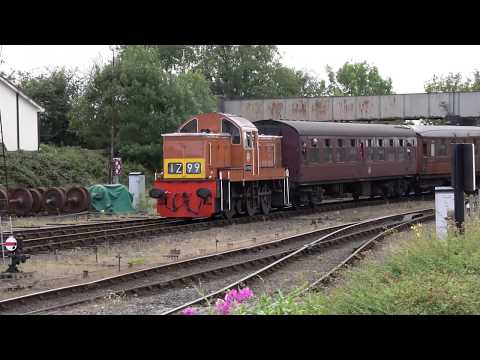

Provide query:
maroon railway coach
left=255, top=120, right=418, bottom=205
left=412, top=125, right=480, bottom=192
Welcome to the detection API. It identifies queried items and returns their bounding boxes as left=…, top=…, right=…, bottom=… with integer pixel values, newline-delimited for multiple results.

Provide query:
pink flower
left=182, top=307, right=199, bottom=315
left=215, top=299, right=233, bottom=315
left=224, top=289, right=238, bottom=304
left=236, top=287, right=254, bottom=302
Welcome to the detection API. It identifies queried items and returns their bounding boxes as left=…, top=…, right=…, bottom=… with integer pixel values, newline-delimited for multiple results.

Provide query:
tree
left=424, top=71, right=480, bottom=92
left=15, top=68, right=82, bottom=145
left=70, top=46, right=216, bottom=169
left=326, top=61, right=393, bottom=96
left=126, top=45, right=326, bottom=98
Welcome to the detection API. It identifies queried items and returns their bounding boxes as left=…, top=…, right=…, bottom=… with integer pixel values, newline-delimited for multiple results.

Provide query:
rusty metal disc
left=0, top=189, right=8, bottom=212
left=9, top=188, right=34, bottom=216
left=29, top=188, right=43, bottom=213
left=79, top=186, right=91, bottom=211
left=43, top=187, right=67, bottom=214
left=64, top=187, right=89, bottom=213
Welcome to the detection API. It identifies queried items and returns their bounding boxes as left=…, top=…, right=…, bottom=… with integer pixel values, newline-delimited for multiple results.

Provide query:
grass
left=234, top=219, right=480, bottom=315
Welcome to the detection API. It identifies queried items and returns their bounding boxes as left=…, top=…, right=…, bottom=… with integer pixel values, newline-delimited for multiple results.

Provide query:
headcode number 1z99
left=186, top=162, right=201, bottom=174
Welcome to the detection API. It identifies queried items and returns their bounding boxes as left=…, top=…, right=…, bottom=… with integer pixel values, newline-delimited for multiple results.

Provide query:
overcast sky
left=1, top=45, right=479, bottom=94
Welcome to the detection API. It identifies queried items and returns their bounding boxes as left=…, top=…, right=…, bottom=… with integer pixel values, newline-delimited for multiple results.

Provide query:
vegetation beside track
left=234, top=220, right=480, bottom=315
left=0, top=144, right=151, bottom=188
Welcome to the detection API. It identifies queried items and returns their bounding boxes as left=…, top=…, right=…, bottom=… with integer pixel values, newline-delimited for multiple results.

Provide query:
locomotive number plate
left=164, top=158, right=205, bottom=179
left=186, top=162, right=201, bottom=174
left=168, top=162, right=183, bottom=174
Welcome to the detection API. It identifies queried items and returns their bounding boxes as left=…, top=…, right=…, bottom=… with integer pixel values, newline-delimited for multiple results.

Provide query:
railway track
left=159, top=208, right=434, bottom=315
left=0, top=207, right=433, bottom=315
left=17, top=194, right=432, bottom=254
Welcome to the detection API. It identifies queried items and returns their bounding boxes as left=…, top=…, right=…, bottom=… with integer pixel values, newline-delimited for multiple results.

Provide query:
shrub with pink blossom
left=180, top=287, right=254, bottom=315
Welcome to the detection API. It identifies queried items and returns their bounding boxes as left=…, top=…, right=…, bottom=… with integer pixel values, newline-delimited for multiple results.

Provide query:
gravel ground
left=0, top=200, right=433, bottom=308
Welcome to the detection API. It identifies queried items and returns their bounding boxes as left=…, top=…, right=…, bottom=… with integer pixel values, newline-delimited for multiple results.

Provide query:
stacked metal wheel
left=0, top=186, right=91, bottom=216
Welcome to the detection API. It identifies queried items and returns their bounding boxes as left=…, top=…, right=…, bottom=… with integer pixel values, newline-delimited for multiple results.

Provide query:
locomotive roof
left=411, top=125, right=480, bottom=138
left=223, top=113, right=258, bottom=130
left=255, top=119, right=416, bottom=137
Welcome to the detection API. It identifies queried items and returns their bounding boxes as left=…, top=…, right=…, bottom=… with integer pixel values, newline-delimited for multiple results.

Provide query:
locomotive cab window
left=222, top=118, right=241, bottom=144
left=244, top=132, right=253, bottom=149
left=180, top=119, right=198, bottom=133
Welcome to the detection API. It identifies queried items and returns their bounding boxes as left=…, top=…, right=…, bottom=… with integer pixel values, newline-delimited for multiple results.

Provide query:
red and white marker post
left=1, top=236, right=17, bottom=252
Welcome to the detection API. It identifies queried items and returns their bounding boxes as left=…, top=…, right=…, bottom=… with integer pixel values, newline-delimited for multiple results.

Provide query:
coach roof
left=255, top=119, right=416, bottom=137
left=411, top=125, right=480, bottom=138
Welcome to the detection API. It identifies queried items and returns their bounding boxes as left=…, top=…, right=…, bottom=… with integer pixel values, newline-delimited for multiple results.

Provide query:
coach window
left=222, top=118, right=241, bottom=144
left=324, top=139, right=332, bottom=163
left=349, top=139, right=356, bottom=161
left=366, top=139, right=373, bottom=161
left=438, top=139, right=448, bottom=157
left=180, top=119, right=198, bottom=133
left=423, top=142, right=428, bottom=157
left=336, top=139, right=345, bottom=162
left=430, top=142, right=435, bottom=157
left=377, top=139, right=385, bottom=161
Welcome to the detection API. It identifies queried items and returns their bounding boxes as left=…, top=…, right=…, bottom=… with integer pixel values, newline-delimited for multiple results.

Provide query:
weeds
left=103, top=291, right=127, bottom=306
left=236, top=219, right=480, bottom=315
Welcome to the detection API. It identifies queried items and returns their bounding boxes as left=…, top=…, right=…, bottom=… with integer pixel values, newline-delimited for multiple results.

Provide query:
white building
left=0, top=76, right=44, bottom=151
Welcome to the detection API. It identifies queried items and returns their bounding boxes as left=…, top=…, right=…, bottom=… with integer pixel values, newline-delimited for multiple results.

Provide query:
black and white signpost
left=451, top=143, right=476, bottom=234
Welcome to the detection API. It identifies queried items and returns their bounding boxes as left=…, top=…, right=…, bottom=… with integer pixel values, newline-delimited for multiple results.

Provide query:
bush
left=0, top=144, right=153, bottom=188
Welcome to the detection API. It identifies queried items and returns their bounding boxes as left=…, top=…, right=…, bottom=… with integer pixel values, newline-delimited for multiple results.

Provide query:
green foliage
left=237, top=221, right=480, bottom=315
left=70, top=46, right=216, bottom=169
left=0, top=144, right=147, bottom=188
left=15, top=68, right=82, bottom=145
left=424, top=71, right=480, bottom=93
left=326, top=61, right=393, bottom=96
left=130, top=45, right=326, bottom=99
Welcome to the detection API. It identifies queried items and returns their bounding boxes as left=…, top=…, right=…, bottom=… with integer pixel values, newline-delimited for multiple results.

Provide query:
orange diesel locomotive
left=149, top=113, right=290, bottom=219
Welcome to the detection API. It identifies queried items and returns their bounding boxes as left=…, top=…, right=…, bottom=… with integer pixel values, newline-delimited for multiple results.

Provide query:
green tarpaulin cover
left=88, top=184, right=135, bottom=214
